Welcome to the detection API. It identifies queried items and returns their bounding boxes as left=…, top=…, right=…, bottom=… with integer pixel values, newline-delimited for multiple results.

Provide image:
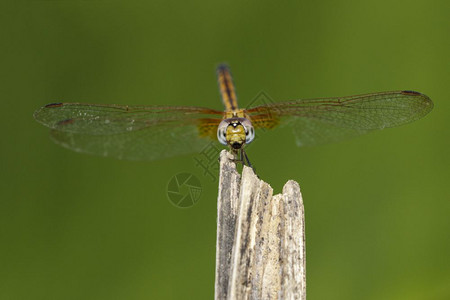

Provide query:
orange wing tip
left=401, top=90, right=433, bottom=110
left=401, top=90, right=423, bottom=96
left=44, top=102, right=63, bottom=108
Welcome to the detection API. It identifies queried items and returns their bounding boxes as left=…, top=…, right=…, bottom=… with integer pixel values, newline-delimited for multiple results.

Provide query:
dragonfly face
left=217, top=117, right=255, bottom=149
left=34, top=64, right=433, bottom=163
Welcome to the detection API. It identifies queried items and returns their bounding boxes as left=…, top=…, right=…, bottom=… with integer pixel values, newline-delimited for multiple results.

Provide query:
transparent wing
left=246, top=91, right=433, bottom=146
left=34, top=103, right=223, bottom=160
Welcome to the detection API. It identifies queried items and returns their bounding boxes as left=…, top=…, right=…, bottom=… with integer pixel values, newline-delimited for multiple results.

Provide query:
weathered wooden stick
left=215, top=150, right=306, bottom=300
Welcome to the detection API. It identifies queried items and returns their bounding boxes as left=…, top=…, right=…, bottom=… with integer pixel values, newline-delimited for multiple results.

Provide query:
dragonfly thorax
left=217, top=118, right=255, bottom=149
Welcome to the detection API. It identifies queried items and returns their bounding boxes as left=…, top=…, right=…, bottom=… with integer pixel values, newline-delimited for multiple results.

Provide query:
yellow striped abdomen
left=217, top=64, right=238, bottom=112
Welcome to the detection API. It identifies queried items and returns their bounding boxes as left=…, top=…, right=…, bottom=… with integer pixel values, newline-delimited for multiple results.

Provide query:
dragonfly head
left=217, top=118, right=255, bottom=149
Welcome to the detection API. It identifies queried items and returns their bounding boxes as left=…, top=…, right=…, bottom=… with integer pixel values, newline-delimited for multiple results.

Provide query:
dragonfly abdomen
left=217, top=64, right=238, bottom=112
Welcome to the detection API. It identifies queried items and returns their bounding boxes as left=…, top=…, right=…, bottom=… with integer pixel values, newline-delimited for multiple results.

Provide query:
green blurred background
left=1, top=0, right=449, bottom=299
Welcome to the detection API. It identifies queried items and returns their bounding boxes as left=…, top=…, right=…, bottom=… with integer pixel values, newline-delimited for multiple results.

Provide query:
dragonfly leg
left=228, top=149, right=240, bottom=164
left=241, top=149, right=253, bottom=169
left=241, top=149, right=258, bottom=175
left=228, top=148, right=256, bottom=173
left=229, top=149, right=246, bottom=165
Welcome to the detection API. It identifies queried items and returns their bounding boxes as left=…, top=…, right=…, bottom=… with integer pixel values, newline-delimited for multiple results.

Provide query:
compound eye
left=245, top=125, right=255, bottom=144
left=217, top=120, right=228, bottom=145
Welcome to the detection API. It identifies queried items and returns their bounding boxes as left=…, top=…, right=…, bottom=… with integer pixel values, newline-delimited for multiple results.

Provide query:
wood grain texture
left=215, top=150, right=306, bottom=300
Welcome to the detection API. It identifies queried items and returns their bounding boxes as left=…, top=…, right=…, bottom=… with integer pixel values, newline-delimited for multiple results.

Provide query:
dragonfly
left=34, top=64, right=433, bottom=165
